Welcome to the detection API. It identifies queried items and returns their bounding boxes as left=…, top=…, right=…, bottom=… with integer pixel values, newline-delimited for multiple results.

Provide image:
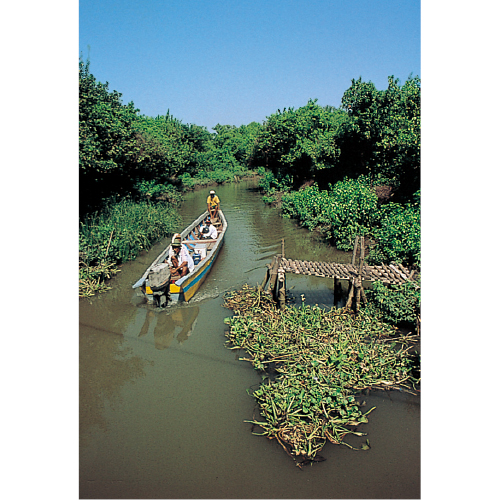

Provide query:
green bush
left=364, top=280, right=421, bottom=330
left=281, top=177, right=378, bottom=250
left=134, top=179, right=167, bottom=198
left=79, top=199, right=181, bottom=296
left=179, top=172, right=196, bottom=189
left=79, top=199, right=181, bottom=266
left=369, top=192, right=420, bottom=266
left=258, top=170, right=293, bottom=193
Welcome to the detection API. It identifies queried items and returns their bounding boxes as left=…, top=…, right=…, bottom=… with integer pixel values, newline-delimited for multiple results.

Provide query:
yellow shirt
left=207, top=195, right=220, bottom=208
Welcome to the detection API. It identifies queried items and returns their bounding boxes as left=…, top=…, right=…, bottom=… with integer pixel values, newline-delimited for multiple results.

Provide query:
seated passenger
left=165, top=234, right=194, bottom=281
left=197, top=218, right=210, bottom=238
left=201, top=217, right=217, bottom=239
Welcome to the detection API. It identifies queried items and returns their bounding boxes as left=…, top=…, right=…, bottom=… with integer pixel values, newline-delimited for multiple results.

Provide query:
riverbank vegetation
left=79, top=199, right=181, bottom=297
left=224, top=285, right=420, bottom=467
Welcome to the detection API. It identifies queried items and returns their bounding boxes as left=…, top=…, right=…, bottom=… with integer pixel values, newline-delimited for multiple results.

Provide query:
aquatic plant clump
left=223, top=285, right=419, bottom=466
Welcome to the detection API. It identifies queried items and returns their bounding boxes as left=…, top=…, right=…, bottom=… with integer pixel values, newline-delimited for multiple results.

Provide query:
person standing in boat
left=207, top=190, right=220, bottom=220
left=166, top=234, right=194, bottom=281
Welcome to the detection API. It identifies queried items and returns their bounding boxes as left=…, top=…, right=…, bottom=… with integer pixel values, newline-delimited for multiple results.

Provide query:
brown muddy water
left=79, top=179, right=420, bottom=499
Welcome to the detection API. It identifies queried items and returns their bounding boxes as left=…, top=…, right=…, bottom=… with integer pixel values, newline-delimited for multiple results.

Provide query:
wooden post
left=357, top=235, right=366, bottom=310
left=346, top=236, right=359, bottom=305
left=259, top=264, right=271, bottom=291
left=345, top=278, right=355, bottom=309
left=333, top=277, right=342, bottom=304
left=269, top=254, right=282, bottom=296
left=281, top=238, right=285, bottom=259
left=277, top=268, right=286, bottom=310
left=360, top=286, right=368, bottom=306
left=358, top=236, right=365, bottom=275
left=352, top=236, right=359, bottom=266
left=355, top=280, right=361, bottom=314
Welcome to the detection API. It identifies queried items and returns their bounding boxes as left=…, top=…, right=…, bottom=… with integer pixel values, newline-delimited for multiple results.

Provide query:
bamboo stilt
left=277, top=269, right=286, bottom=310
left=360, top=286, right=368, bottom=306
left=269, top=255, right=281, bottom=293
left=352, top=236, right=359, bottom=266
left=358, top=236, right=365, bottom=277
left=345, top=279, right=355, bottom=309
left=259, top=265, right=271, bottom=291
left=355, top=284, right=361, bottom=314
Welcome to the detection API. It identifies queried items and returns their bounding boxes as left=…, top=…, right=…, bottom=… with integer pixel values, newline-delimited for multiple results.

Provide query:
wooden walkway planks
left=280, top=258, right=418, bottom=286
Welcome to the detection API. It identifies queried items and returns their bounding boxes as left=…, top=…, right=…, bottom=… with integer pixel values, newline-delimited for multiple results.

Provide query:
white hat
left=171, top=233, right=182, bottom=247
left=210, top=190, right=215, bottom=194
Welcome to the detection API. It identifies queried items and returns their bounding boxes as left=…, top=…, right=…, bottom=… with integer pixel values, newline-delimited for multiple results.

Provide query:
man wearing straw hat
left=166, top=233, right=194, bottom=281
left=206, top=189, right=220, bottom=220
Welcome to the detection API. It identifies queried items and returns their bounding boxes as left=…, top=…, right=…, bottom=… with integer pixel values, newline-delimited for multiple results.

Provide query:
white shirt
left=205, top=224, right=217, bottom=239
left=168, top=244, right=194, bottom=272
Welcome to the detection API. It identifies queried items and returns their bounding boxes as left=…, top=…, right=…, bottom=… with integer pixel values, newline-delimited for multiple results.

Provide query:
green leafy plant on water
left=223, top=285, right=420, bottom=467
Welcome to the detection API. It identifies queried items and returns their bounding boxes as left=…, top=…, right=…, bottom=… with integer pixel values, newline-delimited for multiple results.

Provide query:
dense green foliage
left=279, top=177, right=420, bottom=267
left=79, top=60, right=141, bottom=210
left=364, top=280, right=421, bottom=331
left=341, top=76, right=420, bottom=198
left=281, top=177, right=379, bottom=251
left=224, top=285, right=420, bottom=466
left=279, top=177, right=420, bottom=270
left=131, top=112, right=203, bottom=180
left=252, top=76, right=420, bottom=198
left=79, top=199, right=181, bottom=296
left=193, top=122, right=262, bottom=184
left=369, top=192, right=421, bottom=267
left=252, top=100, right=347, bottom=189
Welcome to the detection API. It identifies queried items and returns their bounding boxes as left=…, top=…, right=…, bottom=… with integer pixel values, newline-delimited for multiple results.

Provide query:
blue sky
left=79, top=0, right=420, bottom=130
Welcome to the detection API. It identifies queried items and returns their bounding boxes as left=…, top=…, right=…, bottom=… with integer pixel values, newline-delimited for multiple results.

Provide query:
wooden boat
left=132, top=210, right=227, bottom=307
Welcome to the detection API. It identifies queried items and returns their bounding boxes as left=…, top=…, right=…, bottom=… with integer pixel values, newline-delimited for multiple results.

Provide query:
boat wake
left=131, top=283, right=234, bottom=310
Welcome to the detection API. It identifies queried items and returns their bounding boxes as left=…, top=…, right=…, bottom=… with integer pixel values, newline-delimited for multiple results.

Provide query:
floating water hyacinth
left=223, top=285, right=419, bottom=467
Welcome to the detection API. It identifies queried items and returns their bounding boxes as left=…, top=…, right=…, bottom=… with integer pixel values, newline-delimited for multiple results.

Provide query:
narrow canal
left=79, top=179, right=420, bottom=499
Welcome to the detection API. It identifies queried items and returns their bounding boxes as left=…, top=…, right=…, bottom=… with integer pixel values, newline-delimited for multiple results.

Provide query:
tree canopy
left=80, top=60, right=420, bottom=212
left=250, top=76, right=420, bottom=198
left=251, top=100, right=348, bottom=188
left=340, top=75, right=420, bottom=197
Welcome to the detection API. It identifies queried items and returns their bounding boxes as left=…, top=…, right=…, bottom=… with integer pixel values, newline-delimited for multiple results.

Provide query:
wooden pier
left=280, top=257, right=416, bottom=285
left=260, top=237, right=419, bottom=312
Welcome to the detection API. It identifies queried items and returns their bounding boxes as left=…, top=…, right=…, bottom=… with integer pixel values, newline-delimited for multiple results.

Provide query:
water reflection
left=79, top=328, right=150, bottom=446
left=137, top=305, right=200, bottom=350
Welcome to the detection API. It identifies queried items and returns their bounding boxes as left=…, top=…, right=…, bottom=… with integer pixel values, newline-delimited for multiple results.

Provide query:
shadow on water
left=80, top=179, right=420, bottom=499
